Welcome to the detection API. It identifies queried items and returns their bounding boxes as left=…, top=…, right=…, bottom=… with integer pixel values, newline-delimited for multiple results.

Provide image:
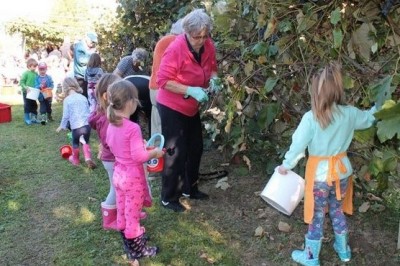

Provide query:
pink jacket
left=88, top=111, right=115, bottom=162
left=156, top=34, right=217, bottom=116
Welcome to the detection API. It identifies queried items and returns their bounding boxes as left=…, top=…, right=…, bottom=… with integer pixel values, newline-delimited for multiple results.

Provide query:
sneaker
left=161, top=200, right=185, bottom=212
left=40, top=114, right=47, bottom=125
left=183, top=190, right=209, bottom=200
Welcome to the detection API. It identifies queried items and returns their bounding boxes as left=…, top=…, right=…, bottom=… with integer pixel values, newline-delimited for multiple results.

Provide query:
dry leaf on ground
left=278, top=221, right=291, bottom=232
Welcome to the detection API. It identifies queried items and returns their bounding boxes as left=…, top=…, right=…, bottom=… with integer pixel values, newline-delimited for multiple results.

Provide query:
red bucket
left=60, top=145, right=72, bottom=159
left=146, top=134, right=165, bottom=173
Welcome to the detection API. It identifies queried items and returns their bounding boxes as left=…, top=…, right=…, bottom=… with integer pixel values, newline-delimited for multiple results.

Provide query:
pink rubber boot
left=101, top=202, right=118, bottom=230
left=68, top=148, right=80, bottom=166
left=83, top=144, right=96, bottom=169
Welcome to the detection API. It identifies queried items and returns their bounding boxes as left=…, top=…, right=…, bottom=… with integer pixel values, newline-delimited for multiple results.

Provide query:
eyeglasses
left=190, top=34, right=209, bottom=41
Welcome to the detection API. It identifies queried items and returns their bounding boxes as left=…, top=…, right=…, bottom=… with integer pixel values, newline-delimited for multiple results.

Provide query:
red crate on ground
left=0, top=103, right=12, bottom=123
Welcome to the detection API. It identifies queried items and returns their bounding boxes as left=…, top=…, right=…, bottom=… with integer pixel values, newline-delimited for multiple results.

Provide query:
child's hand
left=155, top=148, right=165, bottom=158
left=277, top=165, right=288, bottom=175
left=56, top=126, right=63, bottom=133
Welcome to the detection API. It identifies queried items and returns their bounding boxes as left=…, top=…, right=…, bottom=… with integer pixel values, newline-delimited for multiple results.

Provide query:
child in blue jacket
left=35, top=62, right=54, bottom=124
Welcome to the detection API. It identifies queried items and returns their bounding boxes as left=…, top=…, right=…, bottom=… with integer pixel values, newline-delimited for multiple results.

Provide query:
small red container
left=146, top=146, right=165, bottom=173
left=146, top=133, right=165, bottom=173
left=0, top=103, right=12, bottom=123
left=60, top=145, right=73, bottom=159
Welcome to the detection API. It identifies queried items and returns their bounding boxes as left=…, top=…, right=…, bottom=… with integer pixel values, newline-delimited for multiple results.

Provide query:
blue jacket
left=35, top=74, right=54, bottom=101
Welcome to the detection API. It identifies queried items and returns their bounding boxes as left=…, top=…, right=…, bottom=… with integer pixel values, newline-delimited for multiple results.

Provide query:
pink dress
left=106, top=118, right=152, bottom=239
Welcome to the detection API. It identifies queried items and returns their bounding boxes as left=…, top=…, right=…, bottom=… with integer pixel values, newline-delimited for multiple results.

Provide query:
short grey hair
left=182, top=9, right=213, bottom=35
left=170, top=19, right=183, bottom=35
left=131, top=48, right=148, bottom=63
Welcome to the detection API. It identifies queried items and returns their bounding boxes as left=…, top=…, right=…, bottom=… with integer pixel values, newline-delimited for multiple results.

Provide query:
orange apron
left=304, top=152, right=353, bottom=224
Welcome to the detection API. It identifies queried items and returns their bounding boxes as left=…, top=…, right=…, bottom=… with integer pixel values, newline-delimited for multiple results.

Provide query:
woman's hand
left=185, top=86, right=209, bottom=102
left=277, top=165, right=288, bottom=175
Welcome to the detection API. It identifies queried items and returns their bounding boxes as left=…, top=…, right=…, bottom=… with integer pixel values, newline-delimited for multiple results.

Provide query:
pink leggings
left=113, top=165, right=152, bottom=239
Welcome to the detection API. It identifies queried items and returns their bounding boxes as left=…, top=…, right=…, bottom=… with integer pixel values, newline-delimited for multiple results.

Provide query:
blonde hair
left=95, top=73, right=121, bottom=113
left=26, top=58, right=38, bottom=68
left=62, top=77, right=83, bottom=95
left=310, top=61, right=346, bottom=128
left=106, top=80, right=139, bottom=126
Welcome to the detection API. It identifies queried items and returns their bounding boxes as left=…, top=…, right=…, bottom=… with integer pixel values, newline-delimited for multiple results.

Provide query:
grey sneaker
left=40, top=114, right=47, bottom=125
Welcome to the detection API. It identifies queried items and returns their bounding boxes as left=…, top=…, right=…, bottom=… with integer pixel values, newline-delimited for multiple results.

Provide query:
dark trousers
left=158, top=103, right=203, bottom=202
left=23, top=92, right=37, bottom=114
left=75, top=77, right=88, bottom=98
left=71, top=125, right=91, bottom=149
left=39, top=98, right=52, bottom=115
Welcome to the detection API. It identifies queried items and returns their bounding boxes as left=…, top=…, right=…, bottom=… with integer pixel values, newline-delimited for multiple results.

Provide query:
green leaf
left=330, top=8, right=341, bottom=25
left=375, top=102, right=400, bottom=142
left=332, top=28, right=343, bottom=48
left=278, top=20, right=292, bottom=33
left=382, top=151, right=398, bottom=172
left=244, top=61, right=254, bottom=76
left=252, top=42, right=268, bottom=56
left=354, top=127, right=376, bottom=143
left=257, top=103, right=279, bottom=130
left=268, top=44, right=278, bottom=57
left=296, top=11, right=316, bottom=33
left=369, top=75, right=394, bottom=107
left=343, top=75, right=355, bottom=89
left=264, top=78, right=279, bottom=93
left=369, top=158, right=384, bottom=175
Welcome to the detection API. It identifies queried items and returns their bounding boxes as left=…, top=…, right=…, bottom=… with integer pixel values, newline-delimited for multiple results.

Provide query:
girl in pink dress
left=106, top=80, right=164, bottom=261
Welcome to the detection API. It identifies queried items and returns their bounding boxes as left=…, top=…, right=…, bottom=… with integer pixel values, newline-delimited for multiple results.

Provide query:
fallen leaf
left=278, top=221, right=291, bottom=232
left=199, top=252, right=215, bottom=264
left=366, top=193, right=383, bottom=202
left=254, top=226, right=264, bottom=237
left=242, top=155, right=252, bottom=170
left=215, top=177, right=231, bottom=190
left=358, top=201, right=370, bottom=213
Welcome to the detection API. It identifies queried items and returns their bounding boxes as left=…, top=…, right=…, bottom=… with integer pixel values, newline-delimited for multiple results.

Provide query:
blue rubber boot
left=333, top=232, right=351, bottom=262
left=291, top=236, right=321, bottom=266
left=24, top=113, right=31, bottom=125
left=30, top=113, right=39, bottom=124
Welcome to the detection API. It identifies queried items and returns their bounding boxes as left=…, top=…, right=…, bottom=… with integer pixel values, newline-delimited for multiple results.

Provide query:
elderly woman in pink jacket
left=156, top=9, right=218, bottom=212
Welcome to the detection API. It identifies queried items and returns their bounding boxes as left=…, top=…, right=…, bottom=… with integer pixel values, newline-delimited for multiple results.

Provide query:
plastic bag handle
left=146, top=133, right=164, bottom=149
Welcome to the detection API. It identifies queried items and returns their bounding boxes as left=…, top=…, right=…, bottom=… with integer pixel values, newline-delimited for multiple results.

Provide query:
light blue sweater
left=282, top=105, right=376, bottom=182
left=59, top=92, right=90, bottom=130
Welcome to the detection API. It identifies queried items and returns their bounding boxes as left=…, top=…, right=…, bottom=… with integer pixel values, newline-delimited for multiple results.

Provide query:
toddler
left=278, top=62, right=377, bottom=266
left=56, top=77, right=96, bottom=169
left=19, top=58, right=39, bottom=125
left=84, top=52, right=104, bottom=113
left=106, top=80, right=164, bottom=261
left=35, top=62, right=54, bottom=124
left=88, top=73, right=121, bottom=230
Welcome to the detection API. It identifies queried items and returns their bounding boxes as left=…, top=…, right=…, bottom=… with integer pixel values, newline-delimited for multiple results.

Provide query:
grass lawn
left=0, top=102, right=399, bottom=266
left=0, top=103, right=242, bottom=266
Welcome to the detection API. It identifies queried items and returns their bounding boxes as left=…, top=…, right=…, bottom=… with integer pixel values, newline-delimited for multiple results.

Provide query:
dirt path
left=195, top=149, right=400, bottom=266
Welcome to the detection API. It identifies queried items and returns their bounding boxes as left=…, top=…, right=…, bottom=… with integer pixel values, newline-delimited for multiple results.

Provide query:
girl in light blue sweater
left=278, top=62, right=377, bottom=266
